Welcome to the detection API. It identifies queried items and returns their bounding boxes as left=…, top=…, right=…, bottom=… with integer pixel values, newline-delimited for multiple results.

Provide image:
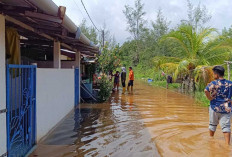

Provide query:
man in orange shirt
left=127, top=67, right=134, bottom=93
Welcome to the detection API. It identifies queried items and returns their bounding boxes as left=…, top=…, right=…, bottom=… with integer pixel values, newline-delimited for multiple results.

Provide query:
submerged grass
left=145, top=79, right=209, bottom=107
left=150, top=81, right=180, bottom=90
left=134, top=67, right=209, bottom=107
left=194, top=91, right=210, bottom=107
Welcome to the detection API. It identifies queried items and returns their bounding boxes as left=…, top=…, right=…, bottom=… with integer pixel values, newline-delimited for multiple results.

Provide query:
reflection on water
left=30, top=81, right=232, bottom=157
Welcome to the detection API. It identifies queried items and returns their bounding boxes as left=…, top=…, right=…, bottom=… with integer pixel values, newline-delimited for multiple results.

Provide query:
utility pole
left=225, top=61, right=232, bottom=80
left=102, top=30, right=105, bottom=47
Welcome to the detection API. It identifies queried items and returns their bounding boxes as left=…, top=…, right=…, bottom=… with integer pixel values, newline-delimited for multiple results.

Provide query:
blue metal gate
left=75, top=68, right=79, bottom=106
left=6, top=64, right=36, bottom=157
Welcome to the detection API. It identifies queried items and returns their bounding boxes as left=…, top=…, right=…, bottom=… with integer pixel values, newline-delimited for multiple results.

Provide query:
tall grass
left=130, top=66, right=210, bottom=106
left=194, top=91, right=210, bottom=107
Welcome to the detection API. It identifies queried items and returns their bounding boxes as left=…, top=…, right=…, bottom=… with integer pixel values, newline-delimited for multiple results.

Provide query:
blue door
left=75, top=68, right=80, bottom=106
left=6, top=64, right=36, bottom=157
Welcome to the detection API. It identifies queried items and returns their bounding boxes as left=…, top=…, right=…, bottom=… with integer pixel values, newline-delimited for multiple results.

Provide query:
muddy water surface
left=30, top=81, right=232, bottom=157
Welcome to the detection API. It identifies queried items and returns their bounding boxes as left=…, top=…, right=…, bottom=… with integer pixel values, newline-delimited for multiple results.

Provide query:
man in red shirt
left=127, top=67, right=134, bottom=93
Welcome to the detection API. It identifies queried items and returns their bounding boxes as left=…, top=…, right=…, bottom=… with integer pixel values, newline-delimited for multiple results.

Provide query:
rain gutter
left=28, top=0, right=98, bottom=51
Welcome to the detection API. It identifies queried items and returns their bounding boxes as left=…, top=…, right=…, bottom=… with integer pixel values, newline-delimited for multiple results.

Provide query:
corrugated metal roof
left=0, top=0, right=99, bottom=56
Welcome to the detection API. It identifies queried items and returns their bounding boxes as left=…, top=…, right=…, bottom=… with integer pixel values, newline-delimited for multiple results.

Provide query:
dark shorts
left=121, top=80, right=126, bottom=87
left=128, top=80, right=134, bottom=87
left=114, top=80, right=119, bottom=84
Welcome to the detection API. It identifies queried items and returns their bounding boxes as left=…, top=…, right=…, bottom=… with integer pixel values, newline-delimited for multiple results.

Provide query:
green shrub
left=98, top=76, right=113, bottom=102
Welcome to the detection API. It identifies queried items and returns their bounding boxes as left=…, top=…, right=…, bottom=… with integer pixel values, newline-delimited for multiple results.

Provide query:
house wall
left=0, top=14, right=6, bottom=156
left=36, top=68, right=75, bottom=141
left=61, top=61, right=77, bottom=68
left=36, top=60, right=79, bottom=69
left=36, top=61, right=53, bottom=68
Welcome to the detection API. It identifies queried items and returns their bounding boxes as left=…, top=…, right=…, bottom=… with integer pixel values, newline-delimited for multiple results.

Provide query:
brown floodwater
left=30, top=81, right=232, bottom=157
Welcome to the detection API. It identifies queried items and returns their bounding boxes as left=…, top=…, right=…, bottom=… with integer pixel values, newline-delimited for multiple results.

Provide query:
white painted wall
left=0, top=114, right=6, bottom=155
left=0, top=14, right=7, bottom=155
left=36, top=68, right=75, bottom=141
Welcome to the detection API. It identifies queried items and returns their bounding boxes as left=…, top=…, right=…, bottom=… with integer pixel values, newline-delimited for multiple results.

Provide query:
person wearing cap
left=121, top=67, right=127, bottom=94
left=205, top=66, right=232, bottom=145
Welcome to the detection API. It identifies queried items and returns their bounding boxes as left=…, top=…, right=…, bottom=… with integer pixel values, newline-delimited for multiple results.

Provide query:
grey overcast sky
left=52, top=0, right=232, bottom=44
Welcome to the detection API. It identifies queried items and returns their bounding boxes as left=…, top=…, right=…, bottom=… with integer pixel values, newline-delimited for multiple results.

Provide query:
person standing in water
left=113, top=71, right=120, bottom=91
left=121, top=67, right=127, bottom=94
left=205, top=66, right=232, bottom=145
left=127, top=67, right=134, bottom=93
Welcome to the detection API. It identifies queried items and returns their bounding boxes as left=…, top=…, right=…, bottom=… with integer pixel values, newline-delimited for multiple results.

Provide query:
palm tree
left=154, top=25, right=232, bottom=88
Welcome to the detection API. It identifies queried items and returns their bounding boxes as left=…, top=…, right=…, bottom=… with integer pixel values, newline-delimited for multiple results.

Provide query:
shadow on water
left=42, top=107, right=102, bottom=146
left=30, top=81, right=232, bottom=157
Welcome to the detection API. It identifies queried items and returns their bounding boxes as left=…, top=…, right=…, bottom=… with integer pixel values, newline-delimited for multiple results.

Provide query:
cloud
left=53, top=0, right=232, bottom=44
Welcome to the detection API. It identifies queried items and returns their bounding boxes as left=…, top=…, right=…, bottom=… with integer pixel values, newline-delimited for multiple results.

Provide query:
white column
left=53, top=41, right=61, bottom=68
left=0, top=14, right=7, bottom=156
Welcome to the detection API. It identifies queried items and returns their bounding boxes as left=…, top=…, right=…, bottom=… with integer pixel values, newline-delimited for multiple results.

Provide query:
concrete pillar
left=0, top=14, right=7, bottom=156
left=75, top=50, right=80, bottom=68
left=75, top=50, right=80, bottom=104
left=53, top=41, right=61, bottom=68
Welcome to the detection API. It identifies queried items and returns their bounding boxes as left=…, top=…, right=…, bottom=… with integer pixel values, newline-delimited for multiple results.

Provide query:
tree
left=123, top=0, right=146, bottom=40
left=123, top=0, right=147, bottom=65
left=79, top=19, right=98, bottom=44
left=97, top=43, right=121, bottom=74
left=99, top=22, right=117, bottom=49
left=151, top=9, right=170, bottom=41
left=156, top=25, right=232, bottom=83
left=119, top=40, right=137, bottom=67
left=222, top=26, right=232, bottom=39
left=136, top=9, right=171, bottom=68
left=182, top=0, right=212, bottom=32
left=150, top=9, right=172, bottom=56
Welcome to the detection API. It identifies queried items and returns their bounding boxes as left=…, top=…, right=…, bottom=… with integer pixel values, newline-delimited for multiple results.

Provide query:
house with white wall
left=0, top=0, right=99, bottom=156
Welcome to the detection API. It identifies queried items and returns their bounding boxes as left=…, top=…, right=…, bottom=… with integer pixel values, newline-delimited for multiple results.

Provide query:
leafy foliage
left=120, top=0, right=232, bottom=93
left=158, top=25, right=232, bottom=82
left=185, top=0, right=212, bottom=32
left=194, top=66, right=214, bottom=90
left=151, top=9, right=170, bottom=40
left=80, top=20, right=119, bottom=103
left=123, top=0, right=147, bottom=40
left=79, top=19, right=98, bottom=45
left=97, top=43, right=121, bottom=74
left=98, top=75, right=113, bottom=102
left=123, top=0, right=147, bottom=65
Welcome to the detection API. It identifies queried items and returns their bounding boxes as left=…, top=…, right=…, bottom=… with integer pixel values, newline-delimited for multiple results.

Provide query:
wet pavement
left=30, top=81, right=232, bottom=157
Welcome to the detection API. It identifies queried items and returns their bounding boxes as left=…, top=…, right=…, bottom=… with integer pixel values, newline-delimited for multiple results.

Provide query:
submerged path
left=30, top=81, right=232, bottom=157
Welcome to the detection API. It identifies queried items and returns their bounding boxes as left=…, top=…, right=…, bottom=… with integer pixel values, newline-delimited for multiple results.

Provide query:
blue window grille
left=75, top=68, right=80, bottom=106
left=6, top=64, right=36, bottom=157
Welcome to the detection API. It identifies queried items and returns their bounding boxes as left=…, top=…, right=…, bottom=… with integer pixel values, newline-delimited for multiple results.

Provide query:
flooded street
left=30, top=81, right=232, bottom=157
